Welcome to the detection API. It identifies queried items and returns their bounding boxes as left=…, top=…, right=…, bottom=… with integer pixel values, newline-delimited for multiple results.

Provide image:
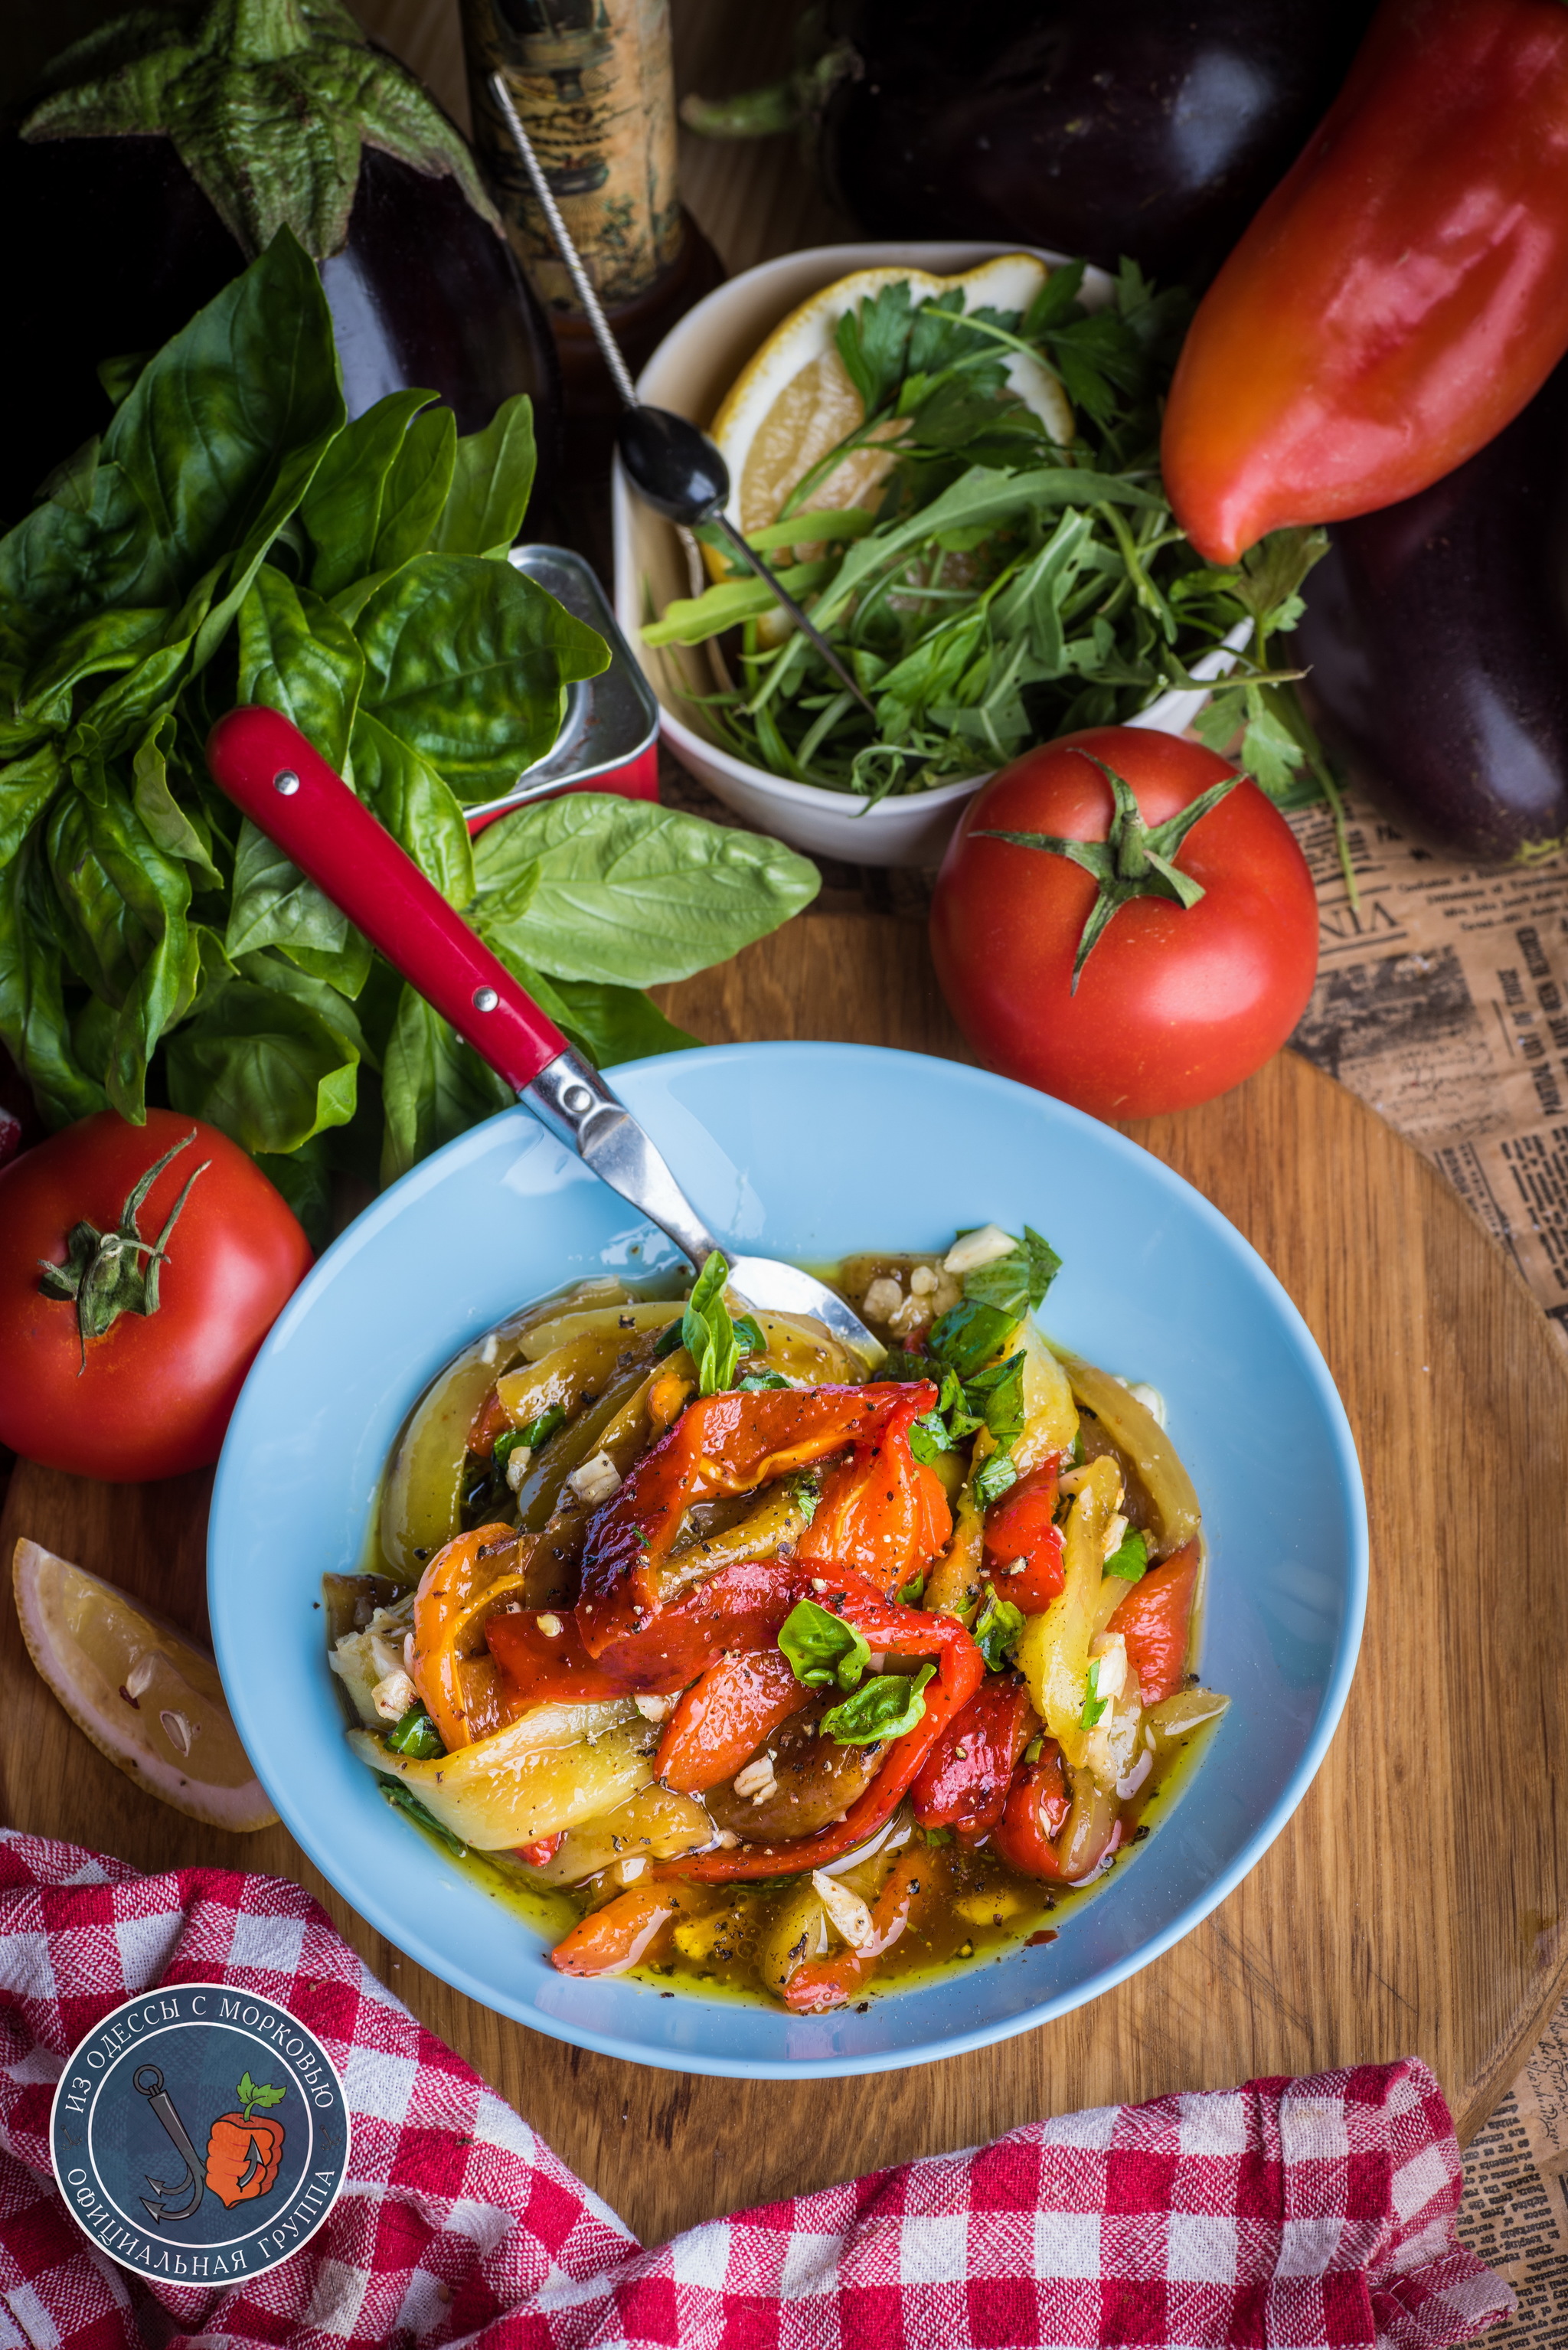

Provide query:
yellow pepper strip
left=1016, top=1451, right=1121, bottom=1770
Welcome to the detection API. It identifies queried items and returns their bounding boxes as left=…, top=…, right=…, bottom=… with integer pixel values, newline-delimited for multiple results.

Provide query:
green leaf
left=226, top=817, right=355, bottom=968
left=380, top=1774, right=469, bottom=1855
left=822, top=1662, right=934, bottom=1746
left=974, top=1583, right=1024, bottom=1672
left=236, top=563, right=364, bottom=773
left=540, top=975, right=699, bottom=1068
left=299, top=388, right=435, bottom=599
left=929, top=1297, right=1017, bottom=1380
left=377, top=982, right=512, bottom=1185
left=350, top=711, right=475, bottom=909
left=43, top=783, right=198, bottom=1122
left=960, top=1225, right=1062, bottom=1318
left=354, top=554, right=608, bottom=802
left=1080, top=1656, right=1109, bottom=1730
left=973, top=1452, right=1019, bottom=1508
left=778, top=1598, right=871, bottom=1693
left=0, top=744, right=64, bottom=870
left=129, top=718, right=220, bottom=887
left=682, top=1248, right=740, bottom=1396
left=165, top=976, right=358, bottom=1154
left=965, top=1350, right=1026, bottom=1451
left=835, top=279, right=914, bottom=415
left=469, top=793, right=819, bottom=986
left=429, top=394, right=537, bottom=560
left=906, top=1410, right=954, bottom=1466
left=386, top=1703, right=445, bottom=1759
left=0, top=839, right=106, bottom=1126
left=1105, top=1526, right=1148, bottom=1584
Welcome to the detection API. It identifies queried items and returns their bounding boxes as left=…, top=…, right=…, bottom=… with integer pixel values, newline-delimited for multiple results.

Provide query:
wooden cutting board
left=3, top=904, right=1566, bottom=2249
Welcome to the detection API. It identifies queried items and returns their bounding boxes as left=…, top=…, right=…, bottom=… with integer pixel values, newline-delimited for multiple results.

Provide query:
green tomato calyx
left=37, top=1129, right=210, bottom=1371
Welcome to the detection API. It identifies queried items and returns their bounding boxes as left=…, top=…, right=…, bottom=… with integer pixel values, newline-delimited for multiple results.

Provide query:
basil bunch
left=0, top=230, right=818, bottom=1234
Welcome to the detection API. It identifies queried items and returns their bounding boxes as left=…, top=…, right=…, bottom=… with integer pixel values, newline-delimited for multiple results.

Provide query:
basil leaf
left=535, top=974, right=698, bottom=1069
left=682, top=1248, right=740, bottom=1395
left=129, top=718, right=220, bottom=887
left=929, top=1297, right=1017, bottom=1378
left=822, top=1662, right=934, bottom=1746
left=226, top=815, right=354, bottom=969
left=299, top=388, right=435, bottom=599
left=354, top=554, right=608, bottom=802
left=962, top=1226, right=1063, bottom=1319
left=429, top=394, right=537, bottom=560
left=1080, top=1659, right=1109, bottom=1730
left=469, top=793, right=820, bottom=986
left=738, top=1370, right=791, bottom=1391
left=236, top=563, right=364, bottom=774
left=966, top=1351, right=1026, bottom=1451
left=1105, top=1526, right=1148, bottom=1584
left=778, top=1598, right=871, bottom=1693
left=371, top=406, right=457, bottom=576
left=377, top=982, right=513, bottom=1185
left=974, top=1584, right=1024, bottom=1672
left=386, top=1703, right=445, bottom=1760
left=0, top=841, right=105, bottom=1124
left=379, top=1776, right=467, bottom=1855
left=351, top=711, right=475, bottom=907
left=897, top=1571, right=926, bottom=1606
left=0, top=743, right=65, bottom=871
left=973, top=1453, right=1020, bottom=1508
left=907, top=1410, right=953, bottom=1466
left=165, top=973, right=358, bottom=1154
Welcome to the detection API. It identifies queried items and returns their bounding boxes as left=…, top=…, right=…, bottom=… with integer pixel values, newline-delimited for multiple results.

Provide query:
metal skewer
left=488, top=73, right=878, bottom=720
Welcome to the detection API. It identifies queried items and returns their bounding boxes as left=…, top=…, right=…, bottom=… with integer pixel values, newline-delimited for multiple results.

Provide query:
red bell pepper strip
left=488, top=1559, right=801, bottom=1703
left=782, top=1849, right=929, bottom=2015
left=796, top=1386, right=952, bottom=1595
left=1105, top=1541, right=1198, bottom=1705
left=514, top=1832, right=562, bottom=1867
left=991, top=1741, right=1073, bottom=1880
left=910, top=1674, right=1037, bottom=1838
left=981, top=1462, right=1065, bottom=1612
left=577, top=1383, right=936, bottom=1655
left=655, top=1648, right=811, bottom=1793
left=548, top=1884, right=687, bottom=1976
left=656, top=1578, right=985, bottom=1882
left=1161, top=0, right=1568, bottom=561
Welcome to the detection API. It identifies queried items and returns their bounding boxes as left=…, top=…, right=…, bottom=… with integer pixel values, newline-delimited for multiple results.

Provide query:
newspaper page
left=1459, top=1997, right=1568, bottom=2342
left=1286, top=792, right=1568, bottom=1345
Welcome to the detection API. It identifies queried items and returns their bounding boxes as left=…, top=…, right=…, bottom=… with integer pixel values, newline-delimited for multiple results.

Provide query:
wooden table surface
left=6, top=910, right=1568, bottom=2245
left=5, top=0, right=1568, bottom=2255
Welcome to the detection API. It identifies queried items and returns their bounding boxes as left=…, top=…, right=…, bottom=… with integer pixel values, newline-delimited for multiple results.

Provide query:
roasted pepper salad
left=328, top=1227, right=1227, bottom=2012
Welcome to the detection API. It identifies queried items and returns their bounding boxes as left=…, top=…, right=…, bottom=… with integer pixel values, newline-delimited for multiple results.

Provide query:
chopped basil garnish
left=929, top=1297, right=1017, bottom=1378
left=380, top=1776, right=466, bottom=1854
left=973, top=1584, right=1024, bottom=1672
left=1105, top=1526, right=1148, bottom=1583
left=385, top=1702, right=445, bottom=1760
left=1080, top=1658, right=1109, bottom=1730
left=822, top=1662, right=935, bottom=1746
left=778, top=1597, right=869, bottom=1691
left=961, top=1226, right=1061, bottom=1319
left=973, top=1453, right=1020, bottom=1507
left=682, top=1251, right=741, bottom=1394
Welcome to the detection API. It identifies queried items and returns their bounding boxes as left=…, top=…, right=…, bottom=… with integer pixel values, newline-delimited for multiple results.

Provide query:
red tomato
left=929, top=727, right=1320, bottom=1120
left=0, top=1109, right=312, bottom=1482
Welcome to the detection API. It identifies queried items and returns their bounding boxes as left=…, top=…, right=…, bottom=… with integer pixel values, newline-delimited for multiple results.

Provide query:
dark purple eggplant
left=1, top=2, right=558, bottom=529
left=810, top=0, right=1377, bottom=289
left=1295, top=363, right=1568, bottom=869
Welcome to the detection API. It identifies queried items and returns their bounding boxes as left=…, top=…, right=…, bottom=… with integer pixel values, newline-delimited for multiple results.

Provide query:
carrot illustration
left=204, top=2071, right=286, bottom=2207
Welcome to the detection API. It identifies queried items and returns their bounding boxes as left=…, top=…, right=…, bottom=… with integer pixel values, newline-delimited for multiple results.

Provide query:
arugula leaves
left=822, top=1663, right=935, bottom=1746
left=0, top=233, right=819, bottom=1235
left=779, top=1598, right=871, bottom=1693
left=649, top=260, right=1329, bottom=811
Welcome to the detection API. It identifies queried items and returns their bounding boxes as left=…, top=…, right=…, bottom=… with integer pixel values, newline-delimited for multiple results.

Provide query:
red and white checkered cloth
left=0, top=1829, right=1512, bottom=2350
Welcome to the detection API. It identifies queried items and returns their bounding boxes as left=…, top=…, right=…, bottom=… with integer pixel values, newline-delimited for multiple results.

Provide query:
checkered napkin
left=0, top=1830, right=1512, bottom=2350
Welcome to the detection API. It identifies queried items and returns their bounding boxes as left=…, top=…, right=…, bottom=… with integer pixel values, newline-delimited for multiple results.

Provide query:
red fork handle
left=204, top=707, right=567, bottom=1092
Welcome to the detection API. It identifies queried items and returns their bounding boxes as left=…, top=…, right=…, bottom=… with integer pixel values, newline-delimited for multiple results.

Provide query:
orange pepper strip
left=782, top=1849, right=929, bottom=2015
left=796, top=1387, right=952, bottom=1595
left=576, top=1383, right=936, bottom=1656
left=654, top=1577, right=985, bottom=1883
left=548, top=1884, right=688, bottom=1977
left=410, top=1522, right=523, bottom=1750
left=655, top=1648, right=812, bottom=1793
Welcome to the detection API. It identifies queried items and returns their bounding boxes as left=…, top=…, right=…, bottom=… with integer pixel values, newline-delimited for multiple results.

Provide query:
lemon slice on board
left=708, top=253, right=1076, bottom=557
left=12, top=1538, right=276, bottom=1832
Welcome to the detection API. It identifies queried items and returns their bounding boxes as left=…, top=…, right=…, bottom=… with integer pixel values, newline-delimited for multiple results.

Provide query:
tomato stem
left=978, top=750, right=1243, bottom=991
left=35, top=1128, right=210, bottom=1370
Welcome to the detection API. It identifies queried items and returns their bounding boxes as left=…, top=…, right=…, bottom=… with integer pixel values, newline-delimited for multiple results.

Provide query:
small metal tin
left=464, top=544, right=661, bottom=835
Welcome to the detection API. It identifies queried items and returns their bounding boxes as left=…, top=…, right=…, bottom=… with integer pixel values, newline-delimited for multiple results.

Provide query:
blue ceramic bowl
left=209, top=1043, right=1366, bottom=2079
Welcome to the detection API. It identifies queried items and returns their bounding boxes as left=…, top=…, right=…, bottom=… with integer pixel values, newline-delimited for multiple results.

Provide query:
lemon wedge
left=709, top=254, right=1075, bottom=558
left=12, top=1538, right=276, bottom=1832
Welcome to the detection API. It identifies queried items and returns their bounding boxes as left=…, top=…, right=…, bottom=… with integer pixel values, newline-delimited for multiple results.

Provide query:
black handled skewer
left=487, top=74, right=877, bottom=720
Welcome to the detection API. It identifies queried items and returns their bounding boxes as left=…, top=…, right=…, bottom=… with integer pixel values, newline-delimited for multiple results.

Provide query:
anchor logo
left=131, top=2064, right=206, bottom=2224
left=131, top=2064, right=288, bottom=2226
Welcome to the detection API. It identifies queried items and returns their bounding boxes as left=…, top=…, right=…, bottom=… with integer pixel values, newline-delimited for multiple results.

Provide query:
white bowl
left=612, top=241, right=1248, bottom=867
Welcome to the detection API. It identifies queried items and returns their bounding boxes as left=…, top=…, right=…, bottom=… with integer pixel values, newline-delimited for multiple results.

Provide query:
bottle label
left=462, top=0, right=681, bottom=312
